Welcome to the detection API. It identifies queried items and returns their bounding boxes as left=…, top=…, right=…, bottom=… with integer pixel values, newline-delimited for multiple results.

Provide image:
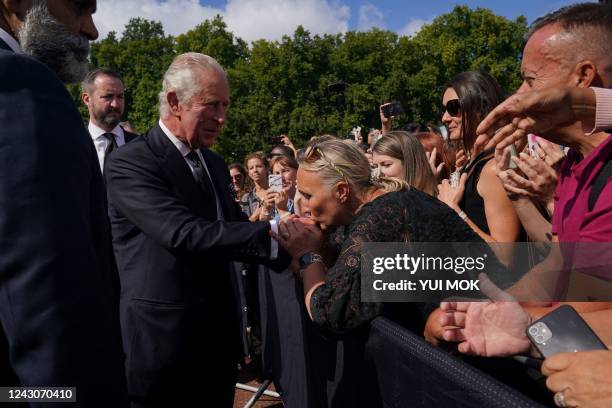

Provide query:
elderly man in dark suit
left=106, top=52, right=284, bottom=407
left=0, top=0, right=128, bottom=406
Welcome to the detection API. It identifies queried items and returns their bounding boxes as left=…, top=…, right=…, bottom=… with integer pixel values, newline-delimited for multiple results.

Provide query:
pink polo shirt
left=552, top=135, right=612, bottom=287
left=552, top=135, right=612, bottom=242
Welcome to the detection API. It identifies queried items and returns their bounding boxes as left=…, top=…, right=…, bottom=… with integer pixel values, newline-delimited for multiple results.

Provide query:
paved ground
left=233, top=357, right=283, bottom=408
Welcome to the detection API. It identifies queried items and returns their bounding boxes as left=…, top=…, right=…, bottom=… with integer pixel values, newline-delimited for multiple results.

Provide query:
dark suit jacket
left=122, top=127, right=139, bottom=143
left=106, top=124, right=276, bottom=405
left=0, top=47, right=128, bottom=405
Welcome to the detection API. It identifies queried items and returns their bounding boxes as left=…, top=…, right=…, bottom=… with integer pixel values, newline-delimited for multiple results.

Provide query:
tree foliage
left=71, top=6, right=527, bottom=161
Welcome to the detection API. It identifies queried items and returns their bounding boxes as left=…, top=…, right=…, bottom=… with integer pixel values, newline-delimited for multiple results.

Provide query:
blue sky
left=94, top=0, right=595, bottom=42
left=341, top=0, right=589, bottom=29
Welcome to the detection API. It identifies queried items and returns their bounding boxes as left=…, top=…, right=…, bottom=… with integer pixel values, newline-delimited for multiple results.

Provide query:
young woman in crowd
left=258, top=155, right=299, bottom=221
left=228, top=162, right=250, bottom=203
left=241, top=151, right=269, bottom=221
left=273, top=139, right=495, bottom=407
left=371, top=131, right=438, bottom=196
left=437, top=71, right=523, bottom=265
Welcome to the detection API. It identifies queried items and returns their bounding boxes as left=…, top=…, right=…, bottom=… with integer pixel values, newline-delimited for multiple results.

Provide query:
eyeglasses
left=230, top=175, right=243, bottom=181
left=443, top=99, right=461, bottom=117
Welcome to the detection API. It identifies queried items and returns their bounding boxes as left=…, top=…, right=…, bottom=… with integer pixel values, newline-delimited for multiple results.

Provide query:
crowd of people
left=1, top=1, right=611, bottom=407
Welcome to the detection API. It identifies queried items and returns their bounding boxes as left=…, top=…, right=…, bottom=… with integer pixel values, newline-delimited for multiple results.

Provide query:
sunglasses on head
left=443, top=99, right=461, bottom=117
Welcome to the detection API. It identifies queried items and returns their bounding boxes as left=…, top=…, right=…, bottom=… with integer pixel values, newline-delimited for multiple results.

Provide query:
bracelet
left=457, top=210, right=467, bottom=221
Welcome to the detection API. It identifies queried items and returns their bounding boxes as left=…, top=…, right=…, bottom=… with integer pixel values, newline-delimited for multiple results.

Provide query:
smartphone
left=526, top=305, right=607, bottom=358
left=381, top=101, right=404, bottom=118
left=507, top=144, right=518, bottom=169
left=527, top=134, right=539, bottom=160
left=270, top=135, right=283, bottom=144
left=268, top=174, right=283, bottom=192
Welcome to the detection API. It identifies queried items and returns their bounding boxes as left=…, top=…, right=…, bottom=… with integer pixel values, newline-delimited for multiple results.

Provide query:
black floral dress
left=310, top=188, right=483, bottom=336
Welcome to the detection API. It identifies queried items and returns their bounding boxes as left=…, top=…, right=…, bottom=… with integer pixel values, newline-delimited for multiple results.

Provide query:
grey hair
left=526, top=3, right=612, bottom=78
left=298, top=138, right=407, bottom=195
left=158, top=52, right=227, bottom=118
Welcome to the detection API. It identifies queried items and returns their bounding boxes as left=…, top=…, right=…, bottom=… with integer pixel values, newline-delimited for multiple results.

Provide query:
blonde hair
left=372, top=131, right=438, bottom=196
left=159, top=52, right=226, bottom=118
left=298, top=139, right=407, bottom=194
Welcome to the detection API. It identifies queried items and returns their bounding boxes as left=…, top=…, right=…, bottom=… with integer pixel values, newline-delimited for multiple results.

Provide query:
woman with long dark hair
left=437, top=71, right=523, bottom=265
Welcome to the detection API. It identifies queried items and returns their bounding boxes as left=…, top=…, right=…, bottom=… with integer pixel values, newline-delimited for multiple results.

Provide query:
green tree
left=71, top=7, right=526, bottom=162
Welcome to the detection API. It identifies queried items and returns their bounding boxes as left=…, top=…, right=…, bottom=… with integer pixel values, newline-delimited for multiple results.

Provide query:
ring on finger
left=554, top=391, right=567, bottom=407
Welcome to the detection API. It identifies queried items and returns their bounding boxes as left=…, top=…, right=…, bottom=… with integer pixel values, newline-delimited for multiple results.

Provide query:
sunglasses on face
left=443, top=99, right=461, bottom=117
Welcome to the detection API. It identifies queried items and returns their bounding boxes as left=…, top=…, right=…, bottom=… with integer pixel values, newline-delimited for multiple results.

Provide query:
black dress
left=308, top=188, right=488, bottom=407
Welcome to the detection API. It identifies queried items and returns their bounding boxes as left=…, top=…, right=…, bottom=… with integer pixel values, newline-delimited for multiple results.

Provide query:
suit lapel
left=201, top=149, right=234, bottom=220
left=144, top=125, right=210, bottom=217
left=121, top=127, right=139, bottom=143
left=0, top=38, right=12, bottom=52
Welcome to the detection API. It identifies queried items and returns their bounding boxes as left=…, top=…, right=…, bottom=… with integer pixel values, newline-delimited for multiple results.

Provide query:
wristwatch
left=299, top=252, right=325, bottom=269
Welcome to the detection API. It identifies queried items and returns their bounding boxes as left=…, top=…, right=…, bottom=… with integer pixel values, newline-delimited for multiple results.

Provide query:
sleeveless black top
left=459, top=150, right=493, bottom=235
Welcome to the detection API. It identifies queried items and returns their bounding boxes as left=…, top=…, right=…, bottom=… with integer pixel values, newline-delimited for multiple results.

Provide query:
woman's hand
left=380, top=103, right=393, bottom=134
left=426, top=147, right=445, bottom=179
left=543, top=350, right=612, bottom=408
left=437, top=173, right=468, bottom=212
left=262, top=190, right=278, bottom=211
left=455, top=148, right=467, bottom=170
left=535, top=138, right=566, bottom=171
left=495, top=147, right=558, bottom=207
left=273, top=218, right=325, bottom=258
left=274, top=188, right=289, bottom=211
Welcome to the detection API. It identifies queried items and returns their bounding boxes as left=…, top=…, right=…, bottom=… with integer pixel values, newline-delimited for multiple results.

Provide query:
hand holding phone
left=268, top=174, right=283, bottom=192
left=381, top=101, right=404, bottom=119
left=526, top=305, right=607, bottom=358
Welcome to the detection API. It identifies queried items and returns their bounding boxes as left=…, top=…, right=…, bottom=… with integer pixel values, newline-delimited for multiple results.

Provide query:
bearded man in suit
left=82, top=68, right=139, bottom=173
left=0, top=0, right=128, bottom=406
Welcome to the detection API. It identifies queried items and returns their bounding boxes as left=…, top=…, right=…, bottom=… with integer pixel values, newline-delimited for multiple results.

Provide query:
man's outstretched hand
left=474, top=87, right=596, bottom=152
left=439, top=273, right=532, bottom=357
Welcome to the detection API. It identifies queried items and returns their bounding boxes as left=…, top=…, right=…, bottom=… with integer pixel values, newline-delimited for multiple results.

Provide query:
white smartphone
left=507, top=144, right=518, bottom=169
left=528, top=134, right=542, bottom=160
left=268, top=174, right=283, bottom=192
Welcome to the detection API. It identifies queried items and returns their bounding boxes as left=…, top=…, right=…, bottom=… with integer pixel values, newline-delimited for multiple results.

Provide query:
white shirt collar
left=0, top=28, right=22, bottom=54
left=159, top=119, right=194, bottom=158
left=88, top=121, right=124, bottom=141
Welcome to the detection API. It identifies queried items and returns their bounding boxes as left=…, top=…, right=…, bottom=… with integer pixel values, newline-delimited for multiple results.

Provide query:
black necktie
left=186, top=151, right=218, bottom=218
left=103, top=133, right=118, bottom=166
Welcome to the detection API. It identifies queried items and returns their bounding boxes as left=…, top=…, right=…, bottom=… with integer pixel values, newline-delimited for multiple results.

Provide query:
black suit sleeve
left=106, top=144, right=272, bottom=261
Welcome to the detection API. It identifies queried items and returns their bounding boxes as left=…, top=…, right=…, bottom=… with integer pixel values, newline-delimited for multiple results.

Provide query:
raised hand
left=474, top=87, right=595, bottom=152
left=426, top=147, right=445, bottom=179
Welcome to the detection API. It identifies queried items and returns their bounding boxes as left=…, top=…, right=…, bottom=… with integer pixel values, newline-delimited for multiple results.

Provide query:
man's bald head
left=524, top=3, right=612, bottom=88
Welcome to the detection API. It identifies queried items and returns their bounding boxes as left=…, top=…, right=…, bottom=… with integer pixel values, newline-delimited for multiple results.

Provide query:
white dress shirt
left=0, top=28, right=22, bottom=53
left=158, top=119, right=278, bottom=257
left=89, top=122, right=126, bottom=173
